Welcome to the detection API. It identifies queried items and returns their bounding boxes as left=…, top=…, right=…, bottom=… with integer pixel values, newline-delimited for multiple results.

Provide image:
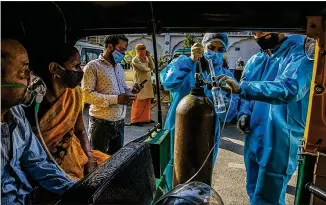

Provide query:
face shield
left=205, top=40, right=227, bottom=53
left=304, top=36, right=316, bottom=61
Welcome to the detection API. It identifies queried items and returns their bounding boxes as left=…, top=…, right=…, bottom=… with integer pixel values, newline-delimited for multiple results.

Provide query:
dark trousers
left=88, top=116, right=124, bottom=155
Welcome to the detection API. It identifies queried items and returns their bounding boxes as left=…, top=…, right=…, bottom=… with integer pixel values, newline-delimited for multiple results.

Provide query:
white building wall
left=127, top=36, right=165, bottom=57
left=226, top=38, right=261, bottom=70
left=80, top=32, right=260, bottom=68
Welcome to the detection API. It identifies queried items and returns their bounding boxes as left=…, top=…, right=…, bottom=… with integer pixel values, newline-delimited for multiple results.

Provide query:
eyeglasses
left=207, top=44, right=226, bottom=53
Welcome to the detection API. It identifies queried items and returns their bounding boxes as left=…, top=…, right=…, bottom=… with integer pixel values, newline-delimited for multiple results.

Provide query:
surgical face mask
left=204, top=49, right=224, bottom=67
left=112, top=50, right=125, bottom=64
left=55, top=63, right=84, bottom=88
left=255, top=33, right=280, bottom=50
left=1, top=72, right=47, bottom=108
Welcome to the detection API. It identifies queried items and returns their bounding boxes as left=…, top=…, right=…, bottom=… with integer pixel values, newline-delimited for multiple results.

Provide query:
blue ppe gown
left=238, top=35, right=313, bottom=205
left=160, top=55, right=239, bottom=164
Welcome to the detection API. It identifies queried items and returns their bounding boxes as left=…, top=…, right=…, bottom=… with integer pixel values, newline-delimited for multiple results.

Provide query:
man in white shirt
left=81, top=35, right=142, bottom=155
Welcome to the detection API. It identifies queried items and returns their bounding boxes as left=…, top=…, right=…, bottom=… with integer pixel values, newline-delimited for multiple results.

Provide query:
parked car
left=75, top=41, right=104, bottom=69
left=171, top=48, right=191, bottom=61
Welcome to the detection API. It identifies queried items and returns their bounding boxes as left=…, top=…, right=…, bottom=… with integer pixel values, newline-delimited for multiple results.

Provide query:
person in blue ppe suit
left=160, top=33, right=239, bottom=166
left=217, top=32, right=313, bottom=205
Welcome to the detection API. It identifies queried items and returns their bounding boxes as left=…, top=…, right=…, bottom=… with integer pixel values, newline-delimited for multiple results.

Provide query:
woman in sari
left=25, top=44, right=109, bottom=180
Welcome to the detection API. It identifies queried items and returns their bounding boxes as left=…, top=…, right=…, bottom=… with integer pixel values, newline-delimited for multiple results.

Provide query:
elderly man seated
left=1, top=39, right=75, bottom=205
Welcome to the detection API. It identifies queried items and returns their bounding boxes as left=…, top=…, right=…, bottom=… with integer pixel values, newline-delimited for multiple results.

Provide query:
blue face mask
left=204, top=49, right=224, bottom=67
left=112, top=50, right=125, bottom=64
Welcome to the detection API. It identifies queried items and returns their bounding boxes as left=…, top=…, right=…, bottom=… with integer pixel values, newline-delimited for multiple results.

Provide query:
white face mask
left=304, top=37, right=316, bottom=61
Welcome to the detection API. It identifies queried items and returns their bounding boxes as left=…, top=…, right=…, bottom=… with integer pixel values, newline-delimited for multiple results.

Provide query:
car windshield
left=80, top=48, right=103, bottom=65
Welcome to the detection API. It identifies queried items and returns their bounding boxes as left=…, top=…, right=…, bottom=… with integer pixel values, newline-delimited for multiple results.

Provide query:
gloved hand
left=191, top=43, right=203, bottom=62
left=216, top=75, right=241, bottom=94
left=237, top=115, right=250, bottom=134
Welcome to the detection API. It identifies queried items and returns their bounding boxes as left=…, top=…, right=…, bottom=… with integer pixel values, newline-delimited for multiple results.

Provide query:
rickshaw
left=2, top=1, right=326, bottom=204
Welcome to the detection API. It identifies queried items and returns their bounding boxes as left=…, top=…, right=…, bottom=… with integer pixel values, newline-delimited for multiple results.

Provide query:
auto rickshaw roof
left=2, top=1, right=326, bottom=45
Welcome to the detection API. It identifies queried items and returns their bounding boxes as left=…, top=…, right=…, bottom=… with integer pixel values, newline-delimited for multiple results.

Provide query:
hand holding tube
left=215, top=75, right=241, bottom=94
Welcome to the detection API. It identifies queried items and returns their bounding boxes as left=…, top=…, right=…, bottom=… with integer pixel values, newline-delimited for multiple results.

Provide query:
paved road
left=213, top=123, right=297, bottom=205
left=83, top=101, right=170, bottom=143
left=83, top=101, right=297, bottom=205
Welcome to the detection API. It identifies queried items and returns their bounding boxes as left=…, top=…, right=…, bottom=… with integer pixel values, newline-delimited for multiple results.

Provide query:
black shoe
left=127, top=122, right=144, bottom=126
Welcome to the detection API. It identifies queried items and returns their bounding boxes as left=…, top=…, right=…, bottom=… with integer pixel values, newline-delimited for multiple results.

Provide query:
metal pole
left=150, top=1, right=163, bottom=128
left=52, top=2, right=67, bottom=43
left=306, top=183, right=326, bottom=202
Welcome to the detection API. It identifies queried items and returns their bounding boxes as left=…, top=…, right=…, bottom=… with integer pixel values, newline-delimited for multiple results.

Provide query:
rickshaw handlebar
left=306, top=183, right=326, bottom=202
left=131, top=123, right=161, bottom=143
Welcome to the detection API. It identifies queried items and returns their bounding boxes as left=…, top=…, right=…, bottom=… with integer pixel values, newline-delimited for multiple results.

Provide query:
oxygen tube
left=33, top=94, right=68, bottom=175
left=1, top=84, right=36, bottom=108
left=35, top=110, right=68, bottom=175
left=31, top=77, right=68, bottom=175
left=1, top=75, right=68, bottom=176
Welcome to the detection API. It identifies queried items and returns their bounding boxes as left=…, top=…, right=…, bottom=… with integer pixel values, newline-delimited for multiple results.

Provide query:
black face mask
left=255, top=33, right=280, bottom=50
left=56, top=64, right=84, bottom=88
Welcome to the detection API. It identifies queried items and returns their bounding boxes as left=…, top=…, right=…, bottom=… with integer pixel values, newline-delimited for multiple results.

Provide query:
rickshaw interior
left=2, top=1, right=326, bottom=204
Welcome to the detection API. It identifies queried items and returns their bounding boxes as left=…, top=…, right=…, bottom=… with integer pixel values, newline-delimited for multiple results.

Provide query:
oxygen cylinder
left=173, top=79, right=215, bottom=187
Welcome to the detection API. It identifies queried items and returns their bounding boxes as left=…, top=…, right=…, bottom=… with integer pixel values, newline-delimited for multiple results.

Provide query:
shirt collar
left=99, top=54, right=114, bottom=67
left=1, top=109, right=18, bottom=133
